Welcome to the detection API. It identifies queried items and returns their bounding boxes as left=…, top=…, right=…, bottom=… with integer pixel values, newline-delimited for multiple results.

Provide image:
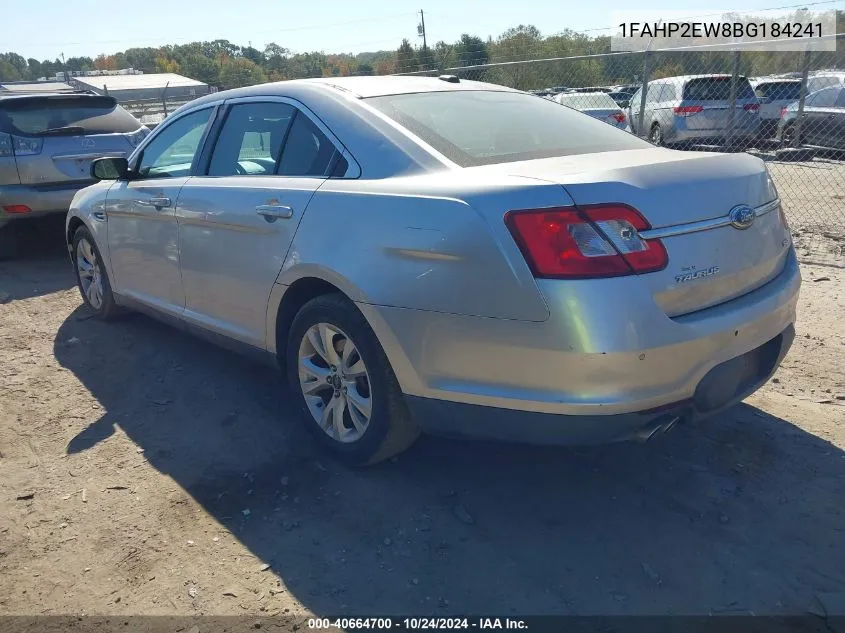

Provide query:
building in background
left=0, top=80, right=78, bottom=93
left=66, top=72, right=210, bottom=102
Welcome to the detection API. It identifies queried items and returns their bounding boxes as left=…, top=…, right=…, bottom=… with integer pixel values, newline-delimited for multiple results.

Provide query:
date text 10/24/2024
left=308, top=618, right=529, bottom=630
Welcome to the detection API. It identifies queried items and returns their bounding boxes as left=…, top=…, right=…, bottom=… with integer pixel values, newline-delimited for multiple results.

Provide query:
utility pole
left=61, top=52, right=68, bottom=82
left=417, top=10, right=427, bottom=49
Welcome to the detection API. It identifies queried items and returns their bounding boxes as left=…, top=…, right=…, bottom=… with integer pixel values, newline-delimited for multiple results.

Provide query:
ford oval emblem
left=729, top=205, right=756, bottom=230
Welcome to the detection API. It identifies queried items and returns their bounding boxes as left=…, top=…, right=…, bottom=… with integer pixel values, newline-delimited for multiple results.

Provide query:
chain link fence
left=402, top=38, right=845, bottom=267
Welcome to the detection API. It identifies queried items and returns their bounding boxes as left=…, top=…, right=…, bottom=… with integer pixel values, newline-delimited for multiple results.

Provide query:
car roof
left=652, top=74, right=740, bottom=83
left=0, top=91, right=108, bottom=104
left=185, top=76, right=518, bottom=110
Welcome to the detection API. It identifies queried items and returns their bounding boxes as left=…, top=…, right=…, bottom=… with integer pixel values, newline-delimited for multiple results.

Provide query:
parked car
left=806, top=72, right=845, bottom=94
left=0, top=92, right=148, bottom=258
left=569, top=86, right=613, bottom=94
left=777, top=85, right=845, bottom=150
left=68, top=76, right=798, bottom=465
left=554, top=91, right=630, bottom=130
left=608, top=90, right=635, bottom=108
left=627, top=74, right=760, bottom=148
left=751, top=78, right=803, bottom=139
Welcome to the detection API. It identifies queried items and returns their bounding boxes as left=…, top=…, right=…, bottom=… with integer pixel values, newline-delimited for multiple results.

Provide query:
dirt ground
left=0, top=218, right=843, bottom=619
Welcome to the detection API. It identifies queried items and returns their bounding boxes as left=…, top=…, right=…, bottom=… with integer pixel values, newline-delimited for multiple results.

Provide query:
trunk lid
left=16, top=133, right=134, bottom=185
left=494, top=148, right=791, bottom=316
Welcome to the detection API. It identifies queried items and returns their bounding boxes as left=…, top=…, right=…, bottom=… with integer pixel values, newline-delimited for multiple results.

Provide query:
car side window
left=207, top=102, right=295, bottom=177
left=645, top=84, right=662, bottom=103
left=835, top=89, right=845, bottom=108
left=277, top=112, right=338, bottom=177
left=136, top=108, right=212, bottom=179
left=808, top=88, right=838, bottom=108
left=628, top=88, right=642, bottom=108
left=661, top=84, right=676, bottom=101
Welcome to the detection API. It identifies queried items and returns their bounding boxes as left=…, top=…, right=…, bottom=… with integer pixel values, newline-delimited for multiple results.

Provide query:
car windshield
left=0, top=95, right=141, bottom=136
left=683, top=77, right=755, bottom=100
left=366, top=90, right=648, bottom=167
left=557, top=93, right=619, bottom=109
left=754, top=81, right=802, bottom=101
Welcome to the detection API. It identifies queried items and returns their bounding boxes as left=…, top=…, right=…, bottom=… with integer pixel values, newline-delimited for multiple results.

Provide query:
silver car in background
left=628, top=74, right=761, bottom=147
left=554, top=91, right=630, bottom=130
left=750, top=78, right=802, bottom=139
left=0, top=92, right=148, bottom=258
left=67, top=76, right=799, bottom=465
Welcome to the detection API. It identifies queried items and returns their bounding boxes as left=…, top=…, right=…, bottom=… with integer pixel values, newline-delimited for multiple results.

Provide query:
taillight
left=612, top=112, right=626, bottom=123
left=780, top=107, right=788, bottom=118
left=744, top=103, right=760, bottom=112
left=3, top=205, right=32, bottom=214
left=673, top=105, right=704, bottom=116
left=11, top=135, right=43, bottom=156
left=505, top=205, right=668, bottom=279
left=0, top=133, right=12, bottom=157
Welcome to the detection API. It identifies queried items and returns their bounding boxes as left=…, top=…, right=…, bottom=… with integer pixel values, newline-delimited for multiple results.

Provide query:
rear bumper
left=406, top=324, right=793, bottom=445
left=358, top=247, right=800, bottom=443
left=0, top=181, right=91, bottom=226
left=667, top=119, right=761, bottom=144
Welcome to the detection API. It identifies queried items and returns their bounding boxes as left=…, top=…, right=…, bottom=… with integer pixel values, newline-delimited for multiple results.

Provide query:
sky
left=5, top=0, right=842, bottom=61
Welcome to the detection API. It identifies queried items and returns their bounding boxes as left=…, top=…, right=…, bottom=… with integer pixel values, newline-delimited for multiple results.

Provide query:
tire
left=285, top=293, right=420, bottom=466
left=648, top=123, right=663, bottom=146
left=0, top=224, right=19, bottom=260
left=72, top=226, right=121, bottom=319
left=781, top=123, right=796, bottom=148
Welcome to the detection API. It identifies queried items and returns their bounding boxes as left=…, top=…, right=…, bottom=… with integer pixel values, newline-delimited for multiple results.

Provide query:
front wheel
left=286, top=293, right=420, bottom=465
left=72, top=226, right=121, bottom=319
left=648, top=123, right=664, bottom=146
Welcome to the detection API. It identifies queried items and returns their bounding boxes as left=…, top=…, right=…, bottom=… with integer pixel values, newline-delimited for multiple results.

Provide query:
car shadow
left=54, top=306, right=845, bottom=616
left=0, top=217, right=76, bottom=302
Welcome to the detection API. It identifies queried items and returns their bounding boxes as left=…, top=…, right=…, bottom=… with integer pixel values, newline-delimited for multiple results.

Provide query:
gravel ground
left=0, top=218, right=843, bottom=619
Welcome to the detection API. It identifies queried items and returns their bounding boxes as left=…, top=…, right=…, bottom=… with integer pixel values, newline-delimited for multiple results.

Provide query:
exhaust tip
left=633, top=415, right=682, bottom=443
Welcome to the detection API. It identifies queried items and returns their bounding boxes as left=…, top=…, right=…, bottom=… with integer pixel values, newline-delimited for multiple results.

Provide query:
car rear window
left=0, top=95, right=141, bottom=136
left=367, top=90, right=648, bottom=167
left=754, top=81, right=802, bottom=101
left=683, top=77, right=755, bottom=101
left=557, top=93, right=619, bottom=109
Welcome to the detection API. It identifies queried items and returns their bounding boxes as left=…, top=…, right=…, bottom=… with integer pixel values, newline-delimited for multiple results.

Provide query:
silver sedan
left=66, top=76, right=800, bottom=465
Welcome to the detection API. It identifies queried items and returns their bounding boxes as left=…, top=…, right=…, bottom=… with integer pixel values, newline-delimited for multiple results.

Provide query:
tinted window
left=367, top=90, right=649, bottom=168
left=754, top=81, right=801, bottom=101
left=807, top=87, right=840, bottom=107
left=836, top=90, right=845, bottom=108
left=661, top=84, right=677, bottom=101
left=208, top=102, right=295, bottom=176
left=683, top=77, right=755, bottom=100
left=0, top=95, right=141, bottom=136
left=137, top=108, right=212, bottom=179
left=277, top=112, right=337, bottom=177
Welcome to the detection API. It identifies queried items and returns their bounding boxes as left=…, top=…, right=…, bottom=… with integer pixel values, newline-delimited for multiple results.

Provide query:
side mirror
left=91, top=157, right=129, bottom=181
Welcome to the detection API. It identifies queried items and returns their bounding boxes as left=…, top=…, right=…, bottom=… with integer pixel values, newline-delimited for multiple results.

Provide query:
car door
left=105, top=107, right=214, bottom=317
left=627, top=87, right=643, bottom=134
left=832, top=88, right=845, bottom=149
left=175, top=98, right=348, bottom=348
left=801, top=88, right=838, bottom=146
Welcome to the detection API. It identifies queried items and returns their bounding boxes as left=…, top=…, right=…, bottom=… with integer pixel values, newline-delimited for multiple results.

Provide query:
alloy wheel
left=76, top=237, right=104, bottom=310
left=297, top=322, right=372, bottom=443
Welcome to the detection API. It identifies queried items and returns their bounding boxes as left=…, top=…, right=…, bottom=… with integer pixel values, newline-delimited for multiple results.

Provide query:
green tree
left=241, top=46, right=265, bottom=66
left=0, top=60, right=22, bottom=81
left=453, top=34, right=488, bottom=67
left=181, top=53, right=220, bottom=85
left=417, top=45, right=436, bottom=72
left=396, top=39, right=417, bottom=73
left=219, top=57, right=267, bottom=89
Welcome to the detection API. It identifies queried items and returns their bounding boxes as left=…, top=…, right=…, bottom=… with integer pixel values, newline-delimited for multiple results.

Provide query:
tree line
left=1, top=14, right=842, bottom=92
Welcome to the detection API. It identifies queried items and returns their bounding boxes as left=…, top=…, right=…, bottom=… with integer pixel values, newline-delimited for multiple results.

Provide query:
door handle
left=148, top=196, right=172, bottom=209
left=256, top=204, right=294, bottom=221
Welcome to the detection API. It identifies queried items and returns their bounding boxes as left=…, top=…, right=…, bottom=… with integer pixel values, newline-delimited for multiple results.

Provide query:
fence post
left=725, top=50, right=741, bottom=150
left=637, top=50, right=651, bottom=138
left=162, top=81, right=170, bottom=119
left=793, top=45, right=811, bottom=147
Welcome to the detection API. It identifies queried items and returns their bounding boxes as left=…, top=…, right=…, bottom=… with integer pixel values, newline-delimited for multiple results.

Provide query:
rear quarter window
left=0, top=96, right=142, bottom=136
left=755, top=82, right=802, bottom=101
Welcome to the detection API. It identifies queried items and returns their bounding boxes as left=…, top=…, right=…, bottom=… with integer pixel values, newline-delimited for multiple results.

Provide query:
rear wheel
left=286, top=293, right=420, bottom=465
left=781, top=123, right=796, bottom=147
left=72, top=226, right=120, bottom=319
left=648, top=123, right=663, bottom=146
